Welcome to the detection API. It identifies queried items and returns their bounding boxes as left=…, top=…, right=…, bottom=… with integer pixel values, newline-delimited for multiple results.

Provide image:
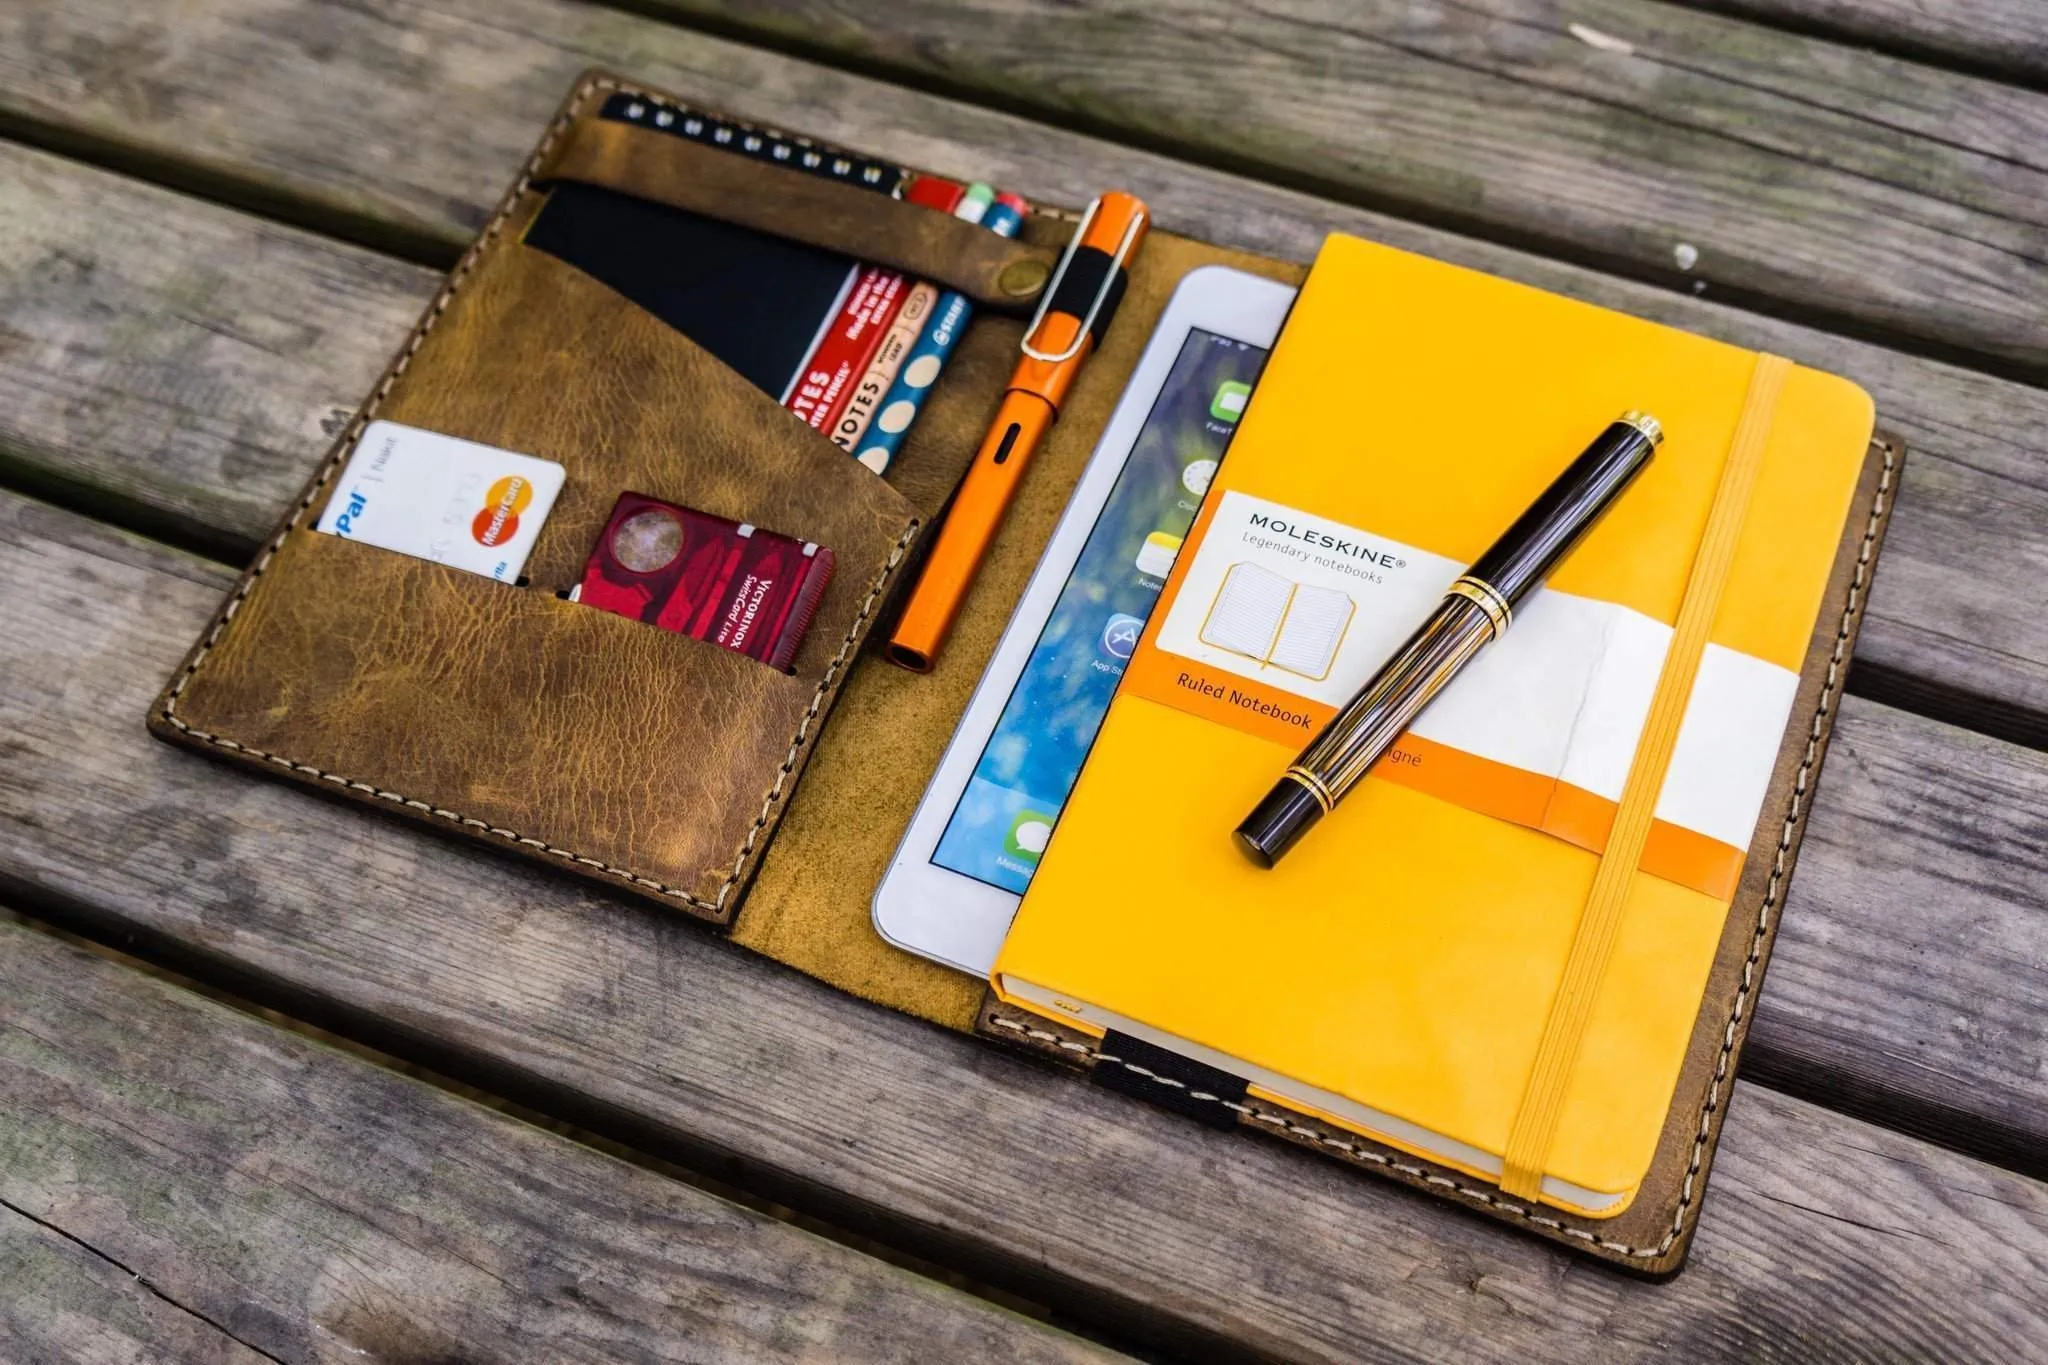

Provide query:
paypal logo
left=332, top=489, right=368, bottom=536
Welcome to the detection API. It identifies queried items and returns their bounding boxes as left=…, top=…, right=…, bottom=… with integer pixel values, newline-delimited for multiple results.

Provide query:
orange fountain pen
left=886, top=192, right=1150, bottom=672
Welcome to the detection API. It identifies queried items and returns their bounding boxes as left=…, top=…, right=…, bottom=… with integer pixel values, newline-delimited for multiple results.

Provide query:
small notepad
left=1199, top=563, right=1355, bottom=681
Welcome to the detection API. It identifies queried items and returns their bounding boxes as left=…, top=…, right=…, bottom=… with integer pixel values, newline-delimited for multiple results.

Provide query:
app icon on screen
left=1210, top=380, right=1251, bottom=423
left=1099, top=613, right=1144, bottom=661
left=1004, top=811, right=1055, bottom=862
left=1181, top=458, right=1217, bottom=497
left=1134, top=531, right=1182, bottom=579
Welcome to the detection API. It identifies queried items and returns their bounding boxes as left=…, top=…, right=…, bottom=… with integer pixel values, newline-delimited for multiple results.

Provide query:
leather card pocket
left=362, top=237, right=919, bottom=663
left=153, top=211, right=924, bottom=925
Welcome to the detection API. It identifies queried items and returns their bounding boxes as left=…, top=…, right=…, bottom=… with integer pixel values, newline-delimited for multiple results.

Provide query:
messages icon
left=1005, top=811, right=1055, bottom=863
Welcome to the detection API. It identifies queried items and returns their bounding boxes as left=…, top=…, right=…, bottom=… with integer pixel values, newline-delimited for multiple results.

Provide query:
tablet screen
left=931, top=328, right=1269, bottom=893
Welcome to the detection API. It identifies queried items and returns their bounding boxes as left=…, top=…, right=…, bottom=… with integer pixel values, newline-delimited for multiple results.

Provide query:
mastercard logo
left=471, top=474, right=534, bottom=547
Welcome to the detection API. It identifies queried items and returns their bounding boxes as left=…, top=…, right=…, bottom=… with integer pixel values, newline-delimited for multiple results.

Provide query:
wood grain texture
left=1, top=1205, right=272, bottom=1365
left=0, top=138, right=429, bottom=559
left=4, top=0, right=2048, bottom=377
left=1775, top=706, right=2048, bottom=1175
left=0, top=918, right=1116, bottom=1365
left=6, top=93, right=2048, bottom=748
left=2, top=0, right=2042, bottom=1354
left=1689, top=0, right=2048, bottom=87
left=2, top=493, right=2045, bottom=1360
left=648, top=0, right=2048, bottom=377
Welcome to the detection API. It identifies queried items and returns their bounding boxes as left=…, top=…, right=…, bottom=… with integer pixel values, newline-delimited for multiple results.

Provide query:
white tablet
left=873, top=265, right=1298, bottom=976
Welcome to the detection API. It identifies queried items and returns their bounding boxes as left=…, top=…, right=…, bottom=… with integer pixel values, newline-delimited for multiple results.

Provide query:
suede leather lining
left=732, top=229, right=1307, bottom=1025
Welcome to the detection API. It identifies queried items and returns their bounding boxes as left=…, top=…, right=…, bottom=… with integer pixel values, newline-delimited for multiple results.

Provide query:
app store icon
left=1100, top=613, right=1144, bottom=661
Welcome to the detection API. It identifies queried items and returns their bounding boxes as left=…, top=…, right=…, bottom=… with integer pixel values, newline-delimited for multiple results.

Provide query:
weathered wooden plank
left=0, top=917, right=1118, bottom=1365
left=1, top=1205, right=272, bottom=1365
left=0, top=141, right=427, bottom=559
left=662, top=0, right=2048, bottom=378
left=2, top=496, right=2045, bottom=1358
left=3, top=0, right=2047, bottom=376
left=1691, top=0, right=2048, bottom=87
left=6, top=99, right=2048, bottom=752
left=1774, top=707, right=2048, bottom=1176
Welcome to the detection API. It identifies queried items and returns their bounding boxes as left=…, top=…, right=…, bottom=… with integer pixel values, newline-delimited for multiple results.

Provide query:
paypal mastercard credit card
left=315, top=421, right=565, bottom=582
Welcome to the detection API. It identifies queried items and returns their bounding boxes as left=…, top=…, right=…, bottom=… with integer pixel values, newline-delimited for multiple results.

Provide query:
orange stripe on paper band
left=1498, top=355, right=1791, bottom=1203
left=1387, top=735, right=1743, bottom=900
left=1119, top=647, right=1335, bottom=750
left=1641, top=820, right=1745, bottom=904
left=1378, top=732, right=1553, bottom=830
left=1540, top=780, right=1746, bottom=903
left=1120, top=666, right=1750, bottom=899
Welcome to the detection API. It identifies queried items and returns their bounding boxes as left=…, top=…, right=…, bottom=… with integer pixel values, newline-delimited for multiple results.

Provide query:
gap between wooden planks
left=0, top=915, right=1120, bottom=1365
left=3, top=74, right=2047, bottom=745
left=1685, top=0, right=2048, bottom=89
left=636, top=0, right=2048, bottom=378
left=3, top=0, right=2044, bottom=379
left=1, top=487, right=2045, bottom=1361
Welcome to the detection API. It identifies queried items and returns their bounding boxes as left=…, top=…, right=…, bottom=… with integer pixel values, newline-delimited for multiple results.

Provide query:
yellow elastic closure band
left=1499, top=355, right=1791, bottom=1203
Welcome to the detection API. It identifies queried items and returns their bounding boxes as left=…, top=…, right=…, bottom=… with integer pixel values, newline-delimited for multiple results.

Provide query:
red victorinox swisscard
left=573, top=493, right=835, bottom=671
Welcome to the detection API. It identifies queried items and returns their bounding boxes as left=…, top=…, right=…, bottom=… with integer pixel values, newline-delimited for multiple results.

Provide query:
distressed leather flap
left=538, top=113, right=1056, bottom=310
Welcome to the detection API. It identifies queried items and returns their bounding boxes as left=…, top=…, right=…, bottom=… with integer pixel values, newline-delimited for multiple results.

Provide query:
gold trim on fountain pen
left=1283, top=766, right=1337, bottom=814
left=1232, top=410, right=1665, bottom=868
left=1618, top=410, right=1663, bottom=445
left=1445, top=575, right=1512, bottom=639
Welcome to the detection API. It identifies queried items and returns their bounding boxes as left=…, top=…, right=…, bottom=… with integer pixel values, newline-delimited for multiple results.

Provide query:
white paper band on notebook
left=1130, top=488, right=1801, bottom=899
left=1497, top=352, right=1792, bottom=1202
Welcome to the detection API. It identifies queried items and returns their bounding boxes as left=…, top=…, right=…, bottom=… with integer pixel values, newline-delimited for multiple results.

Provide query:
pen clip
left=1018, top=195, right=1147, bottom=365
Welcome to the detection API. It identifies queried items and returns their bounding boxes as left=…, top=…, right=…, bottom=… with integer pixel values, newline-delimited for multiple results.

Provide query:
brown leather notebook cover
left=148, top=70, right=1902, bottom=1273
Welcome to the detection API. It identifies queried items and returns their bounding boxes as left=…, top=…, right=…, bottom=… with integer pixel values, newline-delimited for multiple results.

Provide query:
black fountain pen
left=1235, top=412, right=1663, bottom=868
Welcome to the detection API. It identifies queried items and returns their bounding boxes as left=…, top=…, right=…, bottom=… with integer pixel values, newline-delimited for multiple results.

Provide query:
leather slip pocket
left=535, top=111, right=1056, bottom=311
left=160, top=529, right=843, bottom=918
left=152, top=195, right=922, bottom=926
left=360, top=236, right=919, bottom=672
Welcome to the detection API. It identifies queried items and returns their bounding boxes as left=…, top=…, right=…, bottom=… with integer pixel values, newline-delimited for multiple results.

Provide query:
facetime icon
left=1210, top=380, right=1251, bottom=423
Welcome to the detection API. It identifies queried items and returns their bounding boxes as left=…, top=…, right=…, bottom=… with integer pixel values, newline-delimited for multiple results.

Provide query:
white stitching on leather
left=986, top=437, right=1896, bottom=1260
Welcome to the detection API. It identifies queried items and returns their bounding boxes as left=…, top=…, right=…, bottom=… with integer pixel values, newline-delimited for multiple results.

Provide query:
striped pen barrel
left=1235, top=413, right=1663, bottom=868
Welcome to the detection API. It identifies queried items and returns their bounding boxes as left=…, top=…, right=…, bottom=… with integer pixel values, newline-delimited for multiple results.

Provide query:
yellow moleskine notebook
left=992, top=234, right=1875, bottom=1216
